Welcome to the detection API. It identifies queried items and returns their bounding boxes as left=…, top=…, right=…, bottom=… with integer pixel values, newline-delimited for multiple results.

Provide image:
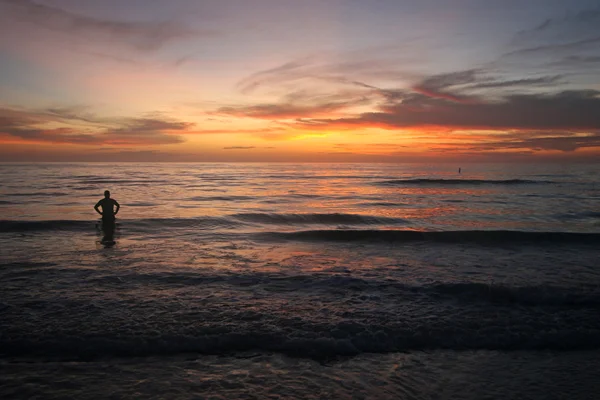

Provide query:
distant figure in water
left=94, top=190, right=120, bottom=222
left=458, top=167, right=461, bottom=174
left=95, top=190, right=119, bottom=247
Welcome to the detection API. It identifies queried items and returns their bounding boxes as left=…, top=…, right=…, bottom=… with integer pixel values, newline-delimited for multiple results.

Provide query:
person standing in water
left=95, top=190, right=120, bottom=246
left=94, top=190, right=120, bottom=222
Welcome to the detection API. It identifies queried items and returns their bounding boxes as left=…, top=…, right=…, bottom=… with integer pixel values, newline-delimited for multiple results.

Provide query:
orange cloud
left=0, top=107, right=191, bottom=146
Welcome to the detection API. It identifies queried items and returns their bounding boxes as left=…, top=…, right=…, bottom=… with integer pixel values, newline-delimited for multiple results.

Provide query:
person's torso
left=100, top=198, right=116, bottom=216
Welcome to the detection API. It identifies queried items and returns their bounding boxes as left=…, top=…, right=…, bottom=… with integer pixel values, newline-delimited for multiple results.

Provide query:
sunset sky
left=1, top=0, right=599, bottom=162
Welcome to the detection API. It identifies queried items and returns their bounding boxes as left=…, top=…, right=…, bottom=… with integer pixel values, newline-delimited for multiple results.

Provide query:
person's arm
left=114, top=200, right=120, bottom=215
left=94, top=201, right=103, bottom=215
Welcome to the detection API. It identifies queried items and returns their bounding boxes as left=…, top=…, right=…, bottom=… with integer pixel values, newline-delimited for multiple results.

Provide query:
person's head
left=104, top=190, right=110, bottom=198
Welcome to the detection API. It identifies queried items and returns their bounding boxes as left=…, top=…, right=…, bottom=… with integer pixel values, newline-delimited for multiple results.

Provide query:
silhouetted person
left=458, top=167, right=461, bottom=174
left=95, top=190, right=120, bottom=222
left=95, top=190, right=119, bottom=247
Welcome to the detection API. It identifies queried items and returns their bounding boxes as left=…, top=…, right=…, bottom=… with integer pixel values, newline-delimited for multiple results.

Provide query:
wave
left=376, top=178, right=555, bottom=186
left=7, top=192, right=69, bottom=197
left=557, top=211, right=600, bottom=220
left=2, top=266, right=599, bottom=360
left=77, top=179, right=172, bottom=185
left=0, top=214, right=408, bottom=233
left=0, top=220, right=94, bottom=232
left=231, top=213, right=409, bottom=225
left=429, top=282, right=600, bottom=307
left=0, top=217, right=243, bottom=233
left=187, top=195, right=255, bottom=202
left=2, top=314, right=599, bottom=360
left=3, top=218, right=598, bottom=245
left=356, top=201, right=410, bottom=207
left=78, top=271, right=600, bottom=308
left=260, top=229, right=600, bottom=245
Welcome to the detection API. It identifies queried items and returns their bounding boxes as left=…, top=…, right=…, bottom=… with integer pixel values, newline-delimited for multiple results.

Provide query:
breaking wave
left=261, top=229, right=600, bottom=245
left=0, top=213, right=409, bottom=233
left=230, top=213, right=409, bottom=225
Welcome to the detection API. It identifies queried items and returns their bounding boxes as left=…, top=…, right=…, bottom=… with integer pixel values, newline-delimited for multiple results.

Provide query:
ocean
left=1, top=162, right=599, bottom=399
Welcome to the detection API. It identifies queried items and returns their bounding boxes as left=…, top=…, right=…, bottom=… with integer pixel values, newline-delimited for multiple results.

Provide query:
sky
left=1, top=0, right=599, bottom=162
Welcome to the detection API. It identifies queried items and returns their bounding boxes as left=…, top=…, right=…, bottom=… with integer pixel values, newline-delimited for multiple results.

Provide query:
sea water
left=1, top=163, right=599, bottom=399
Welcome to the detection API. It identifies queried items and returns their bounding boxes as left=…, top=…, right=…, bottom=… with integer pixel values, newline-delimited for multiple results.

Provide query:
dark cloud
left=223, top=146, right=255, bottom=150
left=227, top=63, right=594, bottom=131
left=466, top=75, right=564, bottom=90
left=503, top=36, right=600, bottom=59
left=470, top=133, right=600, bottom=152
left=412, top=69, right=479, bottom=102
left=0, top=107, right=190, bottom=146
left=293, top=89, right=600, bottom=134
left=411, top=70, right=567, bottom=99
left=0, top=0, right=209, bottom=51
left=565, top=55, right=600, bottom=63
left=549, top=55, right=600, bottom=67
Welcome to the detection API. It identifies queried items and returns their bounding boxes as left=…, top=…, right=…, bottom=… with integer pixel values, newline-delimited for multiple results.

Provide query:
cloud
left=0, top=107, right=191, bottom=146
left=216, top=102, right=359, bottom=120
left=218, top=48, right=600, bottom=156
left=176, top=127, right=288, bottom=137
left=226, top=37, right=600, bottom=156
left=0, top=106, right=94, bottom=126
left=236, top=52, right=419, bottom=96
left=0, top=0, right=208, bottom=51
left=99, top=118, right=190, bottom=145
left=221, top=56, right=423, bottom=122
left=229, top=52, right=578, bottom=128
left=503, top=36, right=600, bottom=59
left=469, top=133, right=600, bottom=152
left=113, top=118, right=192, bottom=132
left=223, top=146, right=255, bottom=150
left=229, top=58, right=597, bottom=132
left=237, top=59, right=312, bottom=95
left=502, top=7, right=600, bottom=71
left=465, top=75, right=564, bottom=90
left=514, top=8, right=600, bottom=46
left=297, top=90, right=600, bottom=131
left=411, top=70, right=567, bottom=99
left=412, top=69, right=479, bottom=103
left=549, top=55, right=600, bottom=67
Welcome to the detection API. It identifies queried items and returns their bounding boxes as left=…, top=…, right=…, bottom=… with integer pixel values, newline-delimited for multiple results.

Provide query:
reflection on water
left=96, top=219, right=117, bottom=248
left=1, top=163, right=600, bottom=400
left=1, top=162, right=597, bottom=233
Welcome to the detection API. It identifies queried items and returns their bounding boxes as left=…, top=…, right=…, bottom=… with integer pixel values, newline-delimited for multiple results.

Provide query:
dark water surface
left=1, top=163, right=599, bottom=399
